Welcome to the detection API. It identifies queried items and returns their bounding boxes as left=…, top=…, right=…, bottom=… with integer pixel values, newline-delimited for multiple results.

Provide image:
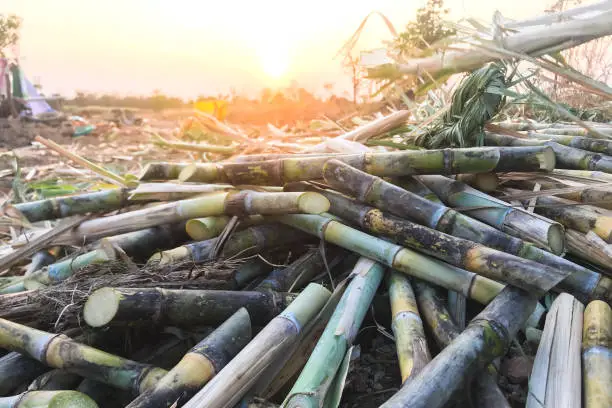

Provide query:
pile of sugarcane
left=1, top=116, right=612, bottom=408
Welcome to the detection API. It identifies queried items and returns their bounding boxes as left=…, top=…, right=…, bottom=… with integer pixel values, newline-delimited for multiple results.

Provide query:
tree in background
left=0, top=14, right=21, bottom=57
left=391, top=0, right=455, bottom=58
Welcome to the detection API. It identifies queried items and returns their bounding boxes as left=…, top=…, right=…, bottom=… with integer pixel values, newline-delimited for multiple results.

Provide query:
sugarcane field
left=1, top=1, right=612, bottom=408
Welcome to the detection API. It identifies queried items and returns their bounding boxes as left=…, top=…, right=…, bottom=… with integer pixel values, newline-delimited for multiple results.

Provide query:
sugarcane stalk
left=27, top=369, right=82, bottom=391
left=485, top=132, right=612, bottom=173
left=149, top=224, right=309, bottom=265
left=387, top=272, right=430, bottom=383
left=233, top=258, right=276, bottom=289
left=25, top=248, right=60, bottom=276
left=456, top=172, right=499, bottom=192
left=415, top=174, right=566, bottom=255
left=566, top=230, right=612, bottom=276
left=255, top=247, right=344, bottom=292
left=138, top=163, right=190, bottom=181
left=11, top=189, right=130, bottom=223
left=537, top=127, right=612, bottom=137
left=251, top=279, right=349, bottom=399
left=503, top=189, right=612, bottom=243
left=527, top=293, right=584, bottom=408
left=179, top=146, right=555, bottom=184
left=309, top=185, right=568, bottom=296
left=55, top=191, right=329, bottom=245
left=126, top=308, right=252, bottom=408
left=0, top=352, right=48, bottom=396
left=25, top=247, right=115, bottom=288
left=381, top=286, right=537, bottom=408
left=0, top=390, right=99, bottom=408
left=283, top=258, right=384, bottom=408
left=83, top=287, right=296, bottom=328
left=185, top=215, right=263, bottom=241
left=528, top=132, right=612, bottom=155
left=276, top=213, right=504, bottom=305
left=230, top=153, right=341, bottom=163
left=552, top=169, right=612, bottom=182
left=151, top=133, right=235, bottom=154
left=23, top=223, right=190, bottom=289
left=582, top=300, right=612, bottom=408
left=128, top=183, right=235, bottom=202
left=318, top=161, right=611, bottom=302
left=413, top=281, right=510, bottom=408
left=183, top=283, right=331, bottom=408
left=0, top=318, right=167, bottom=394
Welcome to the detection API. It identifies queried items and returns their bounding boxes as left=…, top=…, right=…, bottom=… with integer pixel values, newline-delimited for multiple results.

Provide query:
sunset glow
left=259, top=47, right=290, bottom=78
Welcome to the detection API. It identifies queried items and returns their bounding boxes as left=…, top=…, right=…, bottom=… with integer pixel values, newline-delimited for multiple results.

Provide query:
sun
left=259, top=47, right=289, bottom=79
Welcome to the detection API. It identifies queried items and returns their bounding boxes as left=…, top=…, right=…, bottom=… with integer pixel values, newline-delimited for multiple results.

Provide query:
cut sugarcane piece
left=527, top=131, right=612, bottom=155
left=566, top=230, right=612, bottom=276
left=416, top=174, right=566, bottom=255
left=55, top=191, right=329, bottom=245
left=527, top=293, right=584, bottom=408
left=456, top=172, right=499, bottom=192
left=0, top=318, right=168, bottom=394
left=83, top=287, right=296, bottom=328
left=388, top=272, right=430, bottom=383
left=582, top=300, right=612, bottom=408
left=182, top=283, right=331, bottom=408
left=185, top=215, right=263, bottom=241
left=0, top=352, right=48, bottom=396
left=283, top=258, right=384, bottom=408
left=179, top=146, right=555, bottom=184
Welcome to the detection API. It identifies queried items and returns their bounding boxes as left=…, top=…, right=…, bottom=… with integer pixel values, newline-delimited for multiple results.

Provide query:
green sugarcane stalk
left=23, top=223, right=190, bottom=289
left=456, top=172, right=499, bottom=192
left=255, top=247, right=344, bottom=292
left=276, top=213, right=504, bottom=305
left=381, top=286, right=537, bottom=408
left=138, top=162, right=190, bottom=181
left=0, top=319, right=168, bottom=394
left=126, top=308, right=252, bottom=408
left=413, top=281, right=510, bottom=408
left=485, top=133, right=612, bottom=173
left=582, top=300, right=612, bottom=408
left=416, top=175, right=566, bottom=255
left=503, top=188, right=612, bottom=243
left=56, top=191, right=329, bottom=245
left=83, top=287, right=296, bottom=328
left=27, top=369, right=82, bottom=391
left=0, top=390, right=99, bottom=408
left=283, top=258, right=385, bottom=408
left=11, top=189, right=131, bottom=223
left=528, top=132, right=612, bottom=155
left=319, top=160, right=611, bottom=303
left=552, top=169, right=612, bottom=182
left=149, top=224, right=310, bottom=265
left=387, top=272, right=430, bottom=384
left=178, top=146, right=555, bottom=184
left=303, top=185, right=568, bottom=296
left=0, top=352, right=48, bottom=396
left=508, top=177, right=612, bottom=211
left=183, top=283, right=331, bottom=408
left=566, top=230, right=612, bottom=276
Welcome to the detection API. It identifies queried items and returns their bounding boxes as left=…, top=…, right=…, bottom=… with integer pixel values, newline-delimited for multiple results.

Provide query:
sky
left=1, top=0, right=556, bottom=99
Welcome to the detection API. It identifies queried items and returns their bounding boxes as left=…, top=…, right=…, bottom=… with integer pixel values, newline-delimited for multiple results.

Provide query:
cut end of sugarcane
left=148, top=246, right=191, bottom=266
left=83, top=287, right=121, bottom=328
left=297, top=192, right=330, bottom=214
left=539, top=147, right=556, bottom=171
left=178, top=164, right=199, bottom=182
left=548, top=224, right=566, bottom=256
left=186, top=216, right=230, bottom=241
